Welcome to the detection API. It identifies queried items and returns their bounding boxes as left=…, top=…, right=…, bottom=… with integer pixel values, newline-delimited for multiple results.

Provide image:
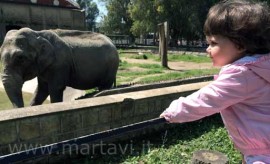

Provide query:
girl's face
left=206, top=35, right=244, bottom=67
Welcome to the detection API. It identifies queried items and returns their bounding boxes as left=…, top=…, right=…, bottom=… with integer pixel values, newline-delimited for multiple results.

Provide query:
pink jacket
left=161, top=54, right=270, bottom=156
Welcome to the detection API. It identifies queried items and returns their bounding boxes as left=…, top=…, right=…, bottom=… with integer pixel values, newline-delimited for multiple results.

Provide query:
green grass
left=118, top=60, right=130, bottom=70
left=119, top=53, right=159, bottom=61
left=118, top=69, right=163, bottom=77
left=168, top=54, right=211, bottom=63
left=72, top=115, right=242, bottom=163
left=119, top=61, right=164, bottom=71
left=0, top=89, right=13, bottom=110
left=135, top=63, right=164, bottom=69
left=139, top=69, right=219, bottom=84
left=0, top=88, right=35, bottom=110
left=119, top=53, right=211, bottom=63
left=117, top=59, right=219, bottom=84
left=118, top=62, right=164, bottom=77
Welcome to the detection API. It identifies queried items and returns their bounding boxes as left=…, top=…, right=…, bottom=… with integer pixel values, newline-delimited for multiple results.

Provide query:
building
left=0, top=0, right=85, bottom=44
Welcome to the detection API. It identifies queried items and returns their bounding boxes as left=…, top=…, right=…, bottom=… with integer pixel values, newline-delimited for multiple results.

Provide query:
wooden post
left=158, top=21, right=168, bottom=68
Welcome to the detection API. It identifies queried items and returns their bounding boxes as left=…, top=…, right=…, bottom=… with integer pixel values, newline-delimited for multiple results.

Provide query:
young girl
left=160, top=0, right=270, bottom=163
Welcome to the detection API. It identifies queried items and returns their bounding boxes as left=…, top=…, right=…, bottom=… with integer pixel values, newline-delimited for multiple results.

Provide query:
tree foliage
left=76, top=0, right=99, bottom=30
left=128, top=0, right=161, bottom=36
left=99, top=0, right=133, bottom=36
left=99, top=0, right=219, bottom=45
left=99, top=0, right=270, bottom=46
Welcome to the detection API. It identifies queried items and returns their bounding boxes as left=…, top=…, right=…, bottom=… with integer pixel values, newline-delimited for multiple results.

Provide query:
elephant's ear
left=35, top=36, right=55, bottom=74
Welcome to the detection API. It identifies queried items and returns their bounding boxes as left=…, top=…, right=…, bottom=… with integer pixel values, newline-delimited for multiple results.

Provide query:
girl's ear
left=235, top=44, right=246, bottom=54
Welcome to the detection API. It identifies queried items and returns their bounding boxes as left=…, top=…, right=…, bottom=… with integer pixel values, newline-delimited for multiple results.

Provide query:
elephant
left=0, top=27, right=119, bottom=108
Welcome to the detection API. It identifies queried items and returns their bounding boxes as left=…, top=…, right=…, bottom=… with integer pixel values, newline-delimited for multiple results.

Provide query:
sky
left=71, top=0, right=107, bottom=22
left=93, top=0, right=107, bottom=22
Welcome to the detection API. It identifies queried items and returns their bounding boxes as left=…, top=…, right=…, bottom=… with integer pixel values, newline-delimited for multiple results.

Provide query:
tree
left=99, top=0, right=133, bottom=37
left=128, top=0, right=164, bottom=45
left=76, top=0, right=99, bottom=31
left=99, top=0, right=218, bottom=45
left=129, top=0, right=159, bottom=35
left=158, top=0, right=219, bottom=47
left=128, top=0, right=227, bottom=47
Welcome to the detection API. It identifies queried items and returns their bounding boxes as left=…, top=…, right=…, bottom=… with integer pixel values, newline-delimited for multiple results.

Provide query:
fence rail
left=106, top=35, right=207, bottom=51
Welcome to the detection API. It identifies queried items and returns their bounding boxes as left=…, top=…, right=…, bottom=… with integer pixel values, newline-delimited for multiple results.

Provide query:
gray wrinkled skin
left=0, top=28, right=119, bottom=108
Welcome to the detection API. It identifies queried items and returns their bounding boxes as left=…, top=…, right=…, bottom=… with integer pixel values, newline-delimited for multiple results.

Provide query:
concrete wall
left=0, top=82, right=210, bottom=161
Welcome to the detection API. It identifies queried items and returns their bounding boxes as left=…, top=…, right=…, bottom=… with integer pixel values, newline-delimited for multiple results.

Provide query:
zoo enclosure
left=108, top=34, right=207, bottom=52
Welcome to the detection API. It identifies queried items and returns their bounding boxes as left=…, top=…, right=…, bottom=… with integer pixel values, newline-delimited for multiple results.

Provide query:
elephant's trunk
left=1, top=71, right=24, bottom=108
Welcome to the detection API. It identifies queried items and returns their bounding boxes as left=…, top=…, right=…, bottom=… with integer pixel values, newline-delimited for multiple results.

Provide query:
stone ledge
left=0, top=81, right=210, bottom=122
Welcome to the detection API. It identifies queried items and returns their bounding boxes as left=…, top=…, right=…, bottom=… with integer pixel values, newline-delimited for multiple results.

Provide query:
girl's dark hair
left=204, top=0, right=270, bottom=54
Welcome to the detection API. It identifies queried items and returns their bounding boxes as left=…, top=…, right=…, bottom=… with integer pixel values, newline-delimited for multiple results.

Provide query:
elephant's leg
left=47, top=72, right=68, bottom=103
left=30, top=79, right=49, bottom=106
left=48, top=85, right=65, bottom=103
left=98, top=75, right=116, bottom=91
left=97, top=81, right=112, bottom=91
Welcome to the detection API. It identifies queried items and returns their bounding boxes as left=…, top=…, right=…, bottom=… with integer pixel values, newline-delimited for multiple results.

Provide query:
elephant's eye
left=15, top=38, right=27, bottom=48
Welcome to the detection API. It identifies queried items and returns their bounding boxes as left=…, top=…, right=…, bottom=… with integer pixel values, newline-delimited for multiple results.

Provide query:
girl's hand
left=160, top=112, right=171, bottom=123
